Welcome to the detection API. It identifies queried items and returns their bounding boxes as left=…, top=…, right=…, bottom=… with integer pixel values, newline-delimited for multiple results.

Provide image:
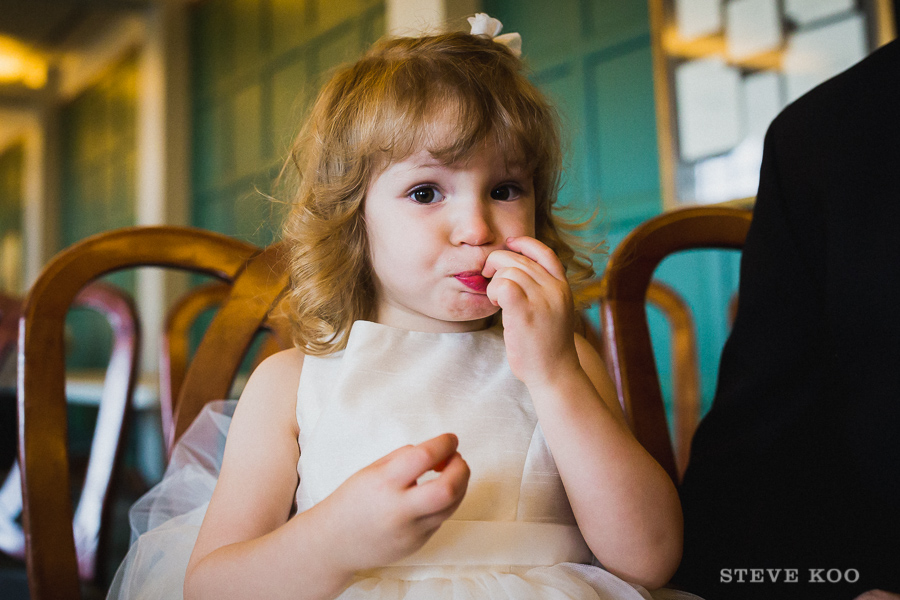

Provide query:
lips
left=454, top=271, right=490, bottom=293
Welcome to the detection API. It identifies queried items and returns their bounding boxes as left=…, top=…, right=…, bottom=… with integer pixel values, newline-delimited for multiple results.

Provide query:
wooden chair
left=579, top=278, right=701, bottom=480
left=17, top=226, right=290, bottom=600
left=0, top=282, right=139, bottom=585
left=159, top=281, right=294, bottom=452
left=599, top=206, right=752, bottom=483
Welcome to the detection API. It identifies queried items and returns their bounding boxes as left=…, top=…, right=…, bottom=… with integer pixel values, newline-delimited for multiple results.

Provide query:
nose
left=449, top=197, right=496, bottom=247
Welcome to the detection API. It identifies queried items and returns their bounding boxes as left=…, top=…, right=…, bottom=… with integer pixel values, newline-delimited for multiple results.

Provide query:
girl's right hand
left=317, top=433, right=469, bottom=573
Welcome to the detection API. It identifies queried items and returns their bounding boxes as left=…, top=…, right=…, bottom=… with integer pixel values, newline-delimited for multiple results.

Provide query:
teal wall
left=189, top=0, right=386, bottom=245
left=485, top=0, right=740, bottom=418
left=59, top=50, right=139, bottom=368
left=0, top=142, right=24, bottom=295
left=60, top=52, right=139, bottom=249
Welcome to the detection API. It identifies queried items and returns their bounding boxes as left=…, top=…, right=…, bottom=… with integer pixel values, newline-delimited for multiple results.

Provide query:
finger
left=482, top=249, right=526, bottom=279
left=382, top=433, right=460, bottom=486
left=485, top=272, right=529, bottom=309
left=482, top=245, right=563, bottom=288
left=416, top=492, right=467, bottom=531
left=488, top=265, right=546, bottom=296
left=407, top=452, right=470, bottom=516
left=505, top=236, right=567, bottom=280
left=416, top=510, right=456, bottom=534
left=482, top=250, right=557, bottom=290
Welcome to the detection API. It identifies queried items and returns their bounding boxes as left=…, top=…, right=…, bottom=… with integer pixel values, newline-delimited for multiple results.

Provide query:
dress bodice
left=294, top=320, right=592, bottom=568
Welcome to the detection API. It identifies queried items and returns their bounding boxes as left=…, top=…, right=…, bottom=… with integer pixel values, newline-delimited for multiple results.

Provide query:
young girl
left=109, top=15, right=698, bottom=600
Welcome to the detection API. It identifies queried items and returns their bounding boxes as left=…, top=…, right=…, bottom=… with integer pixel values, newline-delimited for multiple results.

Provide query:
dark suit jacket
left=675, top=39, right=900, bottom=600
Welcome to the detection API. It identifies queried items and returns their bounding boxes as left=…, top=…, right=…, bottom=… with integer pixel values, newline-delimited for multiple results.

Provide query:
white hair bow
left=467, top=13, right=522, bottom=57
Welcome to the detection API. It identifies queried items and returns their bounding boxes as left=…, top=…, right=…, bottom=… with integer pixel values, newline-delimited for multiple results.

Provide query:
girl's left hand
left=482, top=236, right=580, bottom=388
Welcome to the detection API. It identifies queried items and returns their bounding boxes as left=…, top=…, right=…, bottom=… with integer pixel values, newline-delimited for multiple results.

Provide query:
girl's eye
left=410, top=187, right=443, bottom=204
left=490, top=185, right=520, bottom=201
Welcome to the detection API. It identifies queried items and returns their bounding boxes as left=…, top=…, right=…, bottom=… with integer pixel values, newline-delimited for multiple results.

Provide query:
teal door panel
left=232, top=84, right=266, bottom=178
left=0, top=143, right=24, bottom=295
left=190, top=0, right=385, bottom=240
left=59, top=51, right=139, bottom=368
left=496, top=1, right=582, bottom=61
left=232, top=0, right=265, bottom=74
left=271, top=58, right=313, bottom=154
left=586, top=42, right=661, bottom=224
left=582, top=0, right=649, bottom=44
left=270, top=0, right=316, bottom=56
left=192, top=102, right=228, bottom=191
left=534, top=64, right=591, bottom=222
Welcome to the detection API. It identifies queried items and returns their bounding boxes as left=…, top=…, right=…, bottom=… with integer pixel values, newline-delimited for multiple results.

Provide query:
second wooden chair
left=599, top=206, right=752, bottom=483
left=159, top=281, right=293, bottom=453
left=580, top=278, right=701, bottom=481
left=16, top=227, right=290, bottom=600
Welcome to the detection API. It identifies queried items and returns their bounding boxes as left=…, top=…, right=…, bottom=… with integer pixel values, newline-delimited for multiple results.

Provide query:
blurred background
left=0, top=0, right=897, bottom=593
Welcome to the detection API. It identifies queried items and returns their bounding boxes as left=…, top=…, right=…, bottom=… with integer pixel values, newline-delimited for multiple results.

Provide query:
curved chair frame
left=1, top=282, right=140, bottom=583
left=159, top=282, right=294, bottom=452
left=158, top=281, right=230, bottom=452
left=18, top=226, right=290, bottom=600
left=600, top=207, right=752, bottom=483
left=579, top=278, right=701, bottom=481
left=645, top=280, right=700, bottom=480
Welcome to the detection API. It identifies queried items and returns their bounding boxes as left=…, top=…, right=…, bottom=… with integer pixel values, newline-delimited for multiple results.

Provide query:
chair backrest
left=645, top=280, right=700, bottom=480
left=0, top=281, right=139, bottom=584
left=159, top=281, right=294, bottom=453
left=158, top=281, right=229, bottom=451
left=599, top=206, right=752, bottom=483
left=17, top=226, right=290, bottom=600
left=579, top=278, right=701, bottom=481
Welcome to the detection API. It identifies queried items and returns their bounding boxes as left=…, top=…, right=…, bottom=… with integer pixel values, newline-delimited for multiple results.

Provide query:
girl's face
left=364, top=139, right=536, bottom=333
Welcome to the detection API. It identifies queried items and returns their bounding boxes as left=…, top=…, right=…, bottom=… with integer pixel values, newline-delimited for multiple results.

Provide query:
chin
left=444, top=302, right=499, bottom=324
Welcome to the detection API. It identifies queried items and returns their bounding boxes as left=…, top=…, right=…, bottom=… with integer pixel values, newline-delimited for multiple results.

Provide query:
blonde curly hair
left=281, top=31, right=594, bottom=355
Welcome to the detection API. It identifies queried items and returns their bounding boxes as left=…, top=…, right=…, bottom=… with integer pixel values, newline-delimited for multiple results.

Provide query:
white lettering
left=719, top=566, right=857, bottom=583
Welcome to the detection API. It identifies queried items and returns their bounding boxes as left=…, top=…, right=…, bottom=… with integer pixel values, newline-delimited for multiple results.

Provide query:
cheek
left=515, top=205, right=537, bottom=238
left=494, top=204, right=535, bottom=239
left=368, top=228, right=431, bottom=280
left=526, top=212, right=537, bottom=237
left=366, top=213, right=403, bottom=256
left=517, top=194, right=537, bottom=237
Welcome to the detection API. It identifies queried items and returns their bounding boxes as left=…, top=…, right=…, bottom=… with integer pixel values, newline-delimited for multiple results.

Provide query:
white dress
left=107, top=321, right=702, bottom=600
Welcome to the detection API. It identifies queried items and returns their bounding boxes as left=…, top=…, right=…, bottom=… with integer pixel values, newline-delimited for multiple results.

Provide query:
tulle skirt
left=106, top=401, right=230, bottom=600
left=106, top=401, right=702, bottom=600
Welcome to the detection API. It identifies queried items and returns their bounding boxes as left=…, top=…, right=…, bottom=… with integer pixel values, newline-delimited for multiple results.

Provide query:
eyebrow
left=410, top=159, right=446, bottom=169
left=406, top=158, right=531, bottom=176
